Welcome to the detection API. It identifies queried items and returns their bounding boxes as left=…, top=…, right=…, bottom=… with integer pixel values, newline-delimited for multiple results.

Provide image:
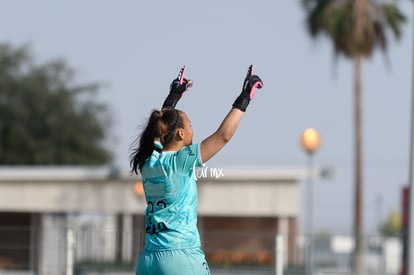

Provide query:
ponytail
left=129, top=109, right=184, bottom=174
left=130, top=110, right=161, bottom=174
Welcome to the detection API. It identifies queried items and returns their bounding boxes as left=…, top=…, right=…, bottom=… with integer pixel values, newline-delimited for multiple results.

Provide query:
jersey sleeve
left=174, top=144, right=203, bottom=175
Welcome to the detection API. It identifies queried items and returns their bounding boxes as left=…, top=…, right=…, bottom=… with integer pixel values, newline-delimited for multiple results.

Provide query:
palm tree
left=301, top=0, right=405, bottom=274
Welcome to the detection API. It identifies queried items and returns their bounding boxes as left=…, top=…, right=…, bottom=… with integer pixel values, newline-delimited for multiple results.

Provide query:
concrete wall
left=198, top=180, right=298, bottom=217
left=0, top=167, right=305, bottom=217
left=0, top=180, right=145, bottom=214
left=0, top=166, right=307, bottom=272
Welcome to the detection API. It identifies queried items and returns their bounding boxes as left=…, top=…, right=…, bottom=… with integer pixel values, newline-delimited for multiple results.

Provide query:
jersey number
left=146, top=200, right=168, bottom=234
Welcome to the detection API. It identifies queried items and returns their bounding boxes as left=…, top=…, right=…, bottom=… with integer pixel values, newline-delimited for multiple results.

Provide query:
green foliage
left=380, top=210, right=401, bottom=237
left=0, top=43, right=113, bottom=165
left=302, top=0, right=406, bottom=58
left=384, top=5, right=406, bottom=39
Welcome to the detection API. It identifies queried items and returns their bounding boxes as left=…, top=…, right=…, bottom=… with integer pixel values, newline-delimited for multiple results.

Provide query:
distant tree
left=301, top=0, right=405, bottom=273
left=380, top=210, right=401, bottom=237
left=0, top=43, right=113, bottom=165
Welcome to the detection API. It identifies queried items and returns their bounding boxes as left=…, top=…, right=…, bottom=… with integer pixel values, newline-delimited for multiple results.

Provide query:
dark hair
left=129, top=108, right=184, bottom=174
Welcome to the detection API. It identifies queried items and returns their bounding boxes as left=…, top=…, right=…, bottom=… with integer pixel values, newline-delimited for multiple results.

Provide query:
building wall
left=0, top=179, right=145, bottom=214
left=0, top=167, right=306, bottom=272
left=198, top=180, right=299, bottom=217
left=199, top=216, right=297, bottom=267
left=0, top=167, right=304, bottom=217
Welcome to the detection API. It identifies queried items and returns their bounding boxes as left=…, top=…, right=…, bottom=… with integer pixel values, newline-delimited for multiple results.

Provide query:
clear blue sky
left=1, top=0, right=412, bottom=234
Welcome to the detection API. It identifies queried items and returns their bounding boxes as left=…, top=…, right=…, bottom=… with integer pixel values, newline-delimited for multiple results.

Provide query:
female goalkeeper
left=130, top=65, right=263, bottom=275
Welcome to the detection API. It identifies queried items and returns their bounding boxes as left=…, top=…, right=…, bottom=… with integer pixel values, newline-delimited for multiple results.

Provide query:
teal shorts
left=136, top=247, right=210, bottom=275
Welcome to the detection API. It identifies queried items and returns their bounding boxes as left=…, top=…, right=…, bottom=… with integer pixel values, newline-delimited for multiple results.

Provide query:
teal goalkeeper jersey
left=141, top=143, right=203, bottom=251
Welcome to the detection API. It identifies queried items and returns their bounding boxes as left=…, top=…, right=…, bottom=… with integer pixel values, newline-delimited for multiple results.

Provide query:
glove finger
left=181, top=78, right=192, bottom=85
left=178, top=66, right=187, bottom=84
left=246, top=65, right=254, bottom=77
left=186, top=79, right=193, bottom=89
left=252, top=75, right=263, bottom=88
left=249, top=75, right=263, bottom=100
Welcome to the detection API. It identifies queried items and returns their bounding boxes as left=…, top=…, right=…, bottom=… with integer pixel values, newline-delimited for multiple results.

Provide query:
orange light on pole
left=300, top=127, right=321, bottom=275
left=301, top=128, right=321, bottom=155
left=134, top=181, right=144, bottom=197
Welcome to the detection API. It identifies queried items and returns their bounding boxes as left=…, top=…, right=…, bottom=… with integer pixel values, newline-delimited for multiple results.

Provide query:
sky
left=1, top=0, right=413, bottom=234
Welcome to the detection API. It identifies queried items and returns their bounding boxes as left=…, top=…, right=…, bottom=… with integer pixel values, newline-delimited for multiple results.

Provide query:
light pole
left=301, top=128, right=322, bottom=275
left=407, top=1, right=414, bottom=272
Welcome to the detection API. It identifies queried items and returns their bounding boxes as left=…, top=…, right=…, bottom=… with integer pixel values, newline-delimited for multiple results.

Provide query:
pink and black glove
left=232, top=65, right=263, bottom=112
left=162, top=66, right=193, bottom=109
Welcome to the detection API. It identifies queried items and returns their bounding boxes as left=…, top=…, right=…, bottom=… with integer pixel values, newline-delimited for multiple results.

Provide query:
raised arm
left=200, top=65, right=263, bottom=163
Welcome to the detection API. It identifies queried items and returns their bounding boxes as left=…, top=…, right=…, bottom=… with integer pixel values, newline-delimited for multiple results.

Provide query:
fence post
left=275, top=234, right=284, bottom=275
left=66, top=228, right=75, bottom=275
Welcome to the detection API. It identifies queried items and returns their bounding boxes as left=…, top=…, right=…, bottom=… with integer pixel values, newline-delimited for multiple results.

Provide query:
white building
left=0, top=166, right=312, bottom=274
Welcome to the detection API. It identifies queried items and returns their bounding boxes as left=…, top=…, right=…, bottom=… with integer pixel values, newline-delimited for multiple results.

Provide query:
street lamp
left=406, top=3, right=414, bottom=275
left=300, top=128, right=322, bottom=275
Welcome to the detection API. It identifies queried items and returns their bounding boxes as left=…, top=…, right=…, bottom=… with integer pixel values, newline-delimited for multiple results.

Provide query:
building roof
left=0, top=166, right=323, bottom=182
left=0, top=166, right=118, bottom=181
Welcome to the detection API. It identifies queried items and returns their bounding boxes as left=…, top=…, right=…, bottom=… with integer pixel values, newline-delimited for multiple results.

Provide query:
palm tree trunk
left=351, top=0, right=371, bottom=47
left=353, top=54, right=364, bottom=275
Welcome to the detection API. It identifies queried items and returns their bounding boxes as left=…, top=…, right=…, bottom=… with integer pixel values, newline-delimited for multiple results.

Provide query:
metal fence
left=0, top=225, right=403, bottom=275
